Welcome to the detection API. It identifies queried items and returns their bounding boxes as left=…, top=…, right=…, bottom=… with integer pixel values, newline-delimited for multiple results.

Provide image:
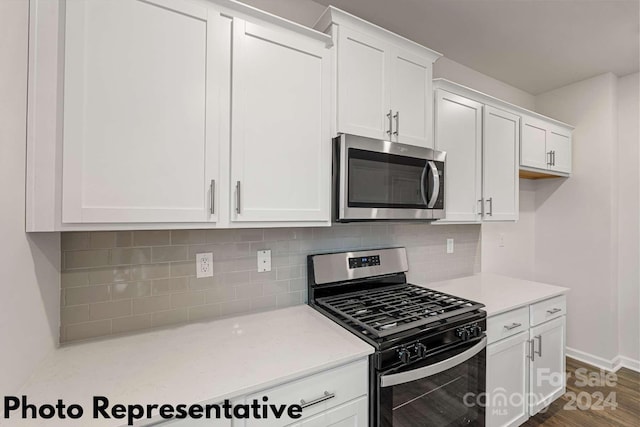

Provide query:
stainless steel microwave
left=333, top=134, right=446, bottom=222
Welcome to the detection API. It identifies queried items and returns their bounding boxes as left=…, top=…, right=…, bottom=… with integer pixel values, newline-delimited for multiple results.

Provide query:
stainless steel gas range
left=307, top=247, right=487, bottom=427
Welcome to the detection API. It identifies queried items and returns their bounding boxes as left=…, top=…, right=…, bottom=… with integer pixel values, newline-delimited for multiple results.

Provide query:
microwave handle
left=420, top=165, right=428, bottom=205
left=380, top=337, right=487, bottom=388
left=426, top=161, right=439, bottom=209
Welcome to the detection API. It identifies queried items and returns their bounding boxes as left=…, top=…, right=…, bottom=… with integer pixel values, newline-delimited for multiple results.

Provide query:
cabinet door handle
left=478, top=199, right=484, bottom=217
left=552, top=150, right=556, bottom=166
left=546, top=308, right=562, bottom=315
left=387, top=110, right=393, bottom=137
left=393, top=111, right=399, bottom=136
left=300, top=391, right=335, bottom=409
left=535, top=335, right=542, bottom=357
left=504, top=322, right=522, bottom=330
left=486, top=197, right=493, bottom=216
left=528, top=339, right=535, bottom=362
left=210, top=180, right=215, bottom=215
left=235, top=181, right=241, bottom=214
left=547, top=151, right=552, bottom=166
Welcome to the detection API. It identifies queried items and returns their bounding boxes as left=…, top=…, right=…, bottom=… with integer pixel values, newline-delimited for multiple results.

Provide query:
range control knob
left=457, top=328, right=469, bottom=341
left=471, top=325, right=483, bottom=338
left=397, top=348, right=411, bottom=364
left=416, top=343, right=428, bottom=358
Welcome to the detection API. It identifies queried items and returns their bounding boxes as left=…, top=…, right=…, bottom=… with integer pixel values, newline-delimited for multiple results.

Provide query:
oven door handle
left=380, top=337, right=487, bottom=388
left=426, top=161, right=439, bottom=209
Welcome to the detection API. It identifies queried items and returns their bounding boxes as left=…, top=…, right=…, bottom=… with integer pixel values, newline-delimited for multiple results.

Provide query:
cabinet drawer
left=487, top=306, right=529, bottom=344
left=530, top=295, right=566, bottom=326
left=244, top=359, right=368, bottom=426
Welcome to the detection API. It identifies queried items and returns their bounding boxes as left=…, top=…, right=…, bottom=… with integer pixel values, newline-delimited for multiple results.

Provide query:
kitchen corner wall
left=60, top=224, right=480, bottom=343
left=0, top=0, right=60, bottom=404
left=534, top=73, right=621, bottom=364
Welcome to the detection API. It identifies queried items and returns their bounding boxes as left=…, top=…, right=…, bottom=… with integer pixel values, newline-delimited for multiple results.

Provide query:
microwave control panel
left=348, top=255, right=381, bottom=269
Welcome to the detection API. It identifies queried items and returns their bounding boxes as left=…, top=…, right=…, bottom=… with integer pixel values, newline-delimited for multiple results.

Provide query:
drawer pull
left=546, top=308, right=562, bottom=315
left=300, top=391, right=335, bottom=409
left=504, top=322, right=522, bottom=330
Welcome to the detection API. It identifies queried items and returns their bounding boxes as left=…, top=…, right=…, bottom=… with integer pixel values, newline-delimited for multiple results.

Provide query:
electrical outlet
left=499, top=233, right=505, bottom=248
left=196, top=252, right=214, bottom=278
left=446, top=238, right=454, bottom=254
left=257, top=250, right=271, bottom=273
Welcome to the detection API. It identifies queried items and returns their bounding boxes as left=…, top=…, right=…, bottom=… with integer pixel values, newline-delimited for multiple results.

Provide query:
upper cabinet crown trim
left=314, top=6, right=442, bottom=62
left=433, top=78, right=574, bottom=130
left=208, top=0, right=333, bottom=46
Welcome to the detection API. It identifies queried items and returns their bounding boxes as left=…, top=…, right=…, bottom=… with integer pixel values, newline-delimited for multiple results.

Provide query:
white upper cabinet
left=546, top=128, right=572, bottom=174
left=434, top=81, right=519, bottom=223
left=389, top=48, right=434, bottom=147
left=336, top=26, right=390, bottom=139
left=316, top=7, right=441, bottom=148
left=230, top=19, right=331, bottom=223
left=26, top=0, right=332, bottom=231
left=520, top=114, right=572, bottom=177
left=62, top=0, right=218, bottom=224
left=520, top=116, right=548, bottom=171
left=434, top=89, right=483, bottom=223
left=483, top=106, right=520, bottom=221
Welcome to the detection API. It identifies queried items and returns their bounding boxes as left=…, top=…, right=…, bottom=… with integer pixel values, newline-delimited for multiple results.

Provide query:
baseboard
left=618, top=356, right=640, bottom=372
left=566, top=347, right=640, bottom=373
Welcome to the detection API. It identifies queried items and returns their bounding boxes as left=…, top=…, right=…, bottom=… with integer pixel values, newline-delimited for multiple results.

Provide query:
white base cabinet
left=148, top=359, right=368, bottom=427
left=529, top=317, right=566, bottom=416
left=290, top=397, right=368, bottom=427
left=486, top=332, right=529, bottom=427
left=485, top=295, right=567, bottom=427
left=27, top=0, right=332, bottom=231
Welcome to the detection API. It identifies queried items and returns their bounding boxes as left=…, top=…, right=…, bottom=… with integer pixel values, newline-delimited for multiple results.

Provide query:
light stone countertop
left=10, top=273, right=567, bottom=426
left=425, top=272, right=569, bottom=316
left=11, top=305, right=373, bottom=426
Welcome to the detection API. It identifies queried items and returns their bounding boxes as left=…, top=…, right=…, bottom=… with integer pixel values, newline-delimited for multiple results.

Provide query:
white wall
left=481, top=179, right=536, bottom=280
left=617, top=72, right=639, bottom=365
left=0, top=0, right=60, bottom=401
left=534, top=73, right=620, bottom=363
left=238, top=0, right=326, bottom=27
left=433, top=57, right=536, bottom=110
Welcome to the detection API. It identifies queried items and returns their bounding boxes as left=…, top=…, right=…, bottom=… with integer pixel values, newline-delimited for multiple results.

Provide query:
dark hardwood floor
left=523, top=357, right=640, bottom=427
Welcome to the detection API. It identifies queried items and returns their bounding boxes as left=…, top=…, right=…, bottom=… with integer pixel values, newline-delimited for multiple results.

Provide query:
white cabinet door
left=482, top=106, right=520, bottom=221
left=231, top=19, right=331, bottom=223
left=151, top=415, right=231, bottom=426
left=486, top=332, right=529, bottom=427
left=520, top=116, right=549, bottom=171
left=529, top=316, right=566, bottom=416
left=434, top=90, right=483, bottom=222
left=548, top=129, right=572, bottom=174
left=337, top=27, right=390, bottom=140
left=62, top=0, right=221, bottom=224
left=289, top=397, right=368, bottom=427
left=389, top=48, right=433, bottom=148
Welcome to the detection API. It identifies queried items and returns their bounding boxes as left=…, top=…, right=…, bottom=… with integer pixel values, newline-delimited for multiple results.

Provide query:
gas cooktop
left=315, top=283, right=483, bottom=338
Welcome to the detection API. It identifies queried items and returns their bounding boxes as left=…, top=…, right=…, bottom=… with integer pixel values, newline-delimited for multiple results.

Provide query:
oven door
left=336, top=134, right=445, bottom=221
left=377, top=337, right=486, bottom=427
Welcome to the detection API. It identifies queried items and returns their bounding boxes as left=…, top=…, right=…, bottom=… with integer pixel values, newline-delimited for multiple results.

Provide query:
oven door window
left=348, top=148, right=428, bottom=209
left=378, top=340, right=486, bottom=427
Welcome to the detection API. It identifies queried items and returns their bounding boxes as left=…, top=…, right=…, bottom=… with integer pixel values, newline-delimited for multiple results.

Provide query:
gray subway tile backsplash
left=59, top=224, right=480, bottom=343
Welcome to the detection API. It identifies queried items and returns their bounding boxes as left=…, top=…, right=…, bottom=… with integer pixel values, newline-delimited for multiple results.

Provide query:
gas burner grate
left=316, top=284, right=484, bottom=338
